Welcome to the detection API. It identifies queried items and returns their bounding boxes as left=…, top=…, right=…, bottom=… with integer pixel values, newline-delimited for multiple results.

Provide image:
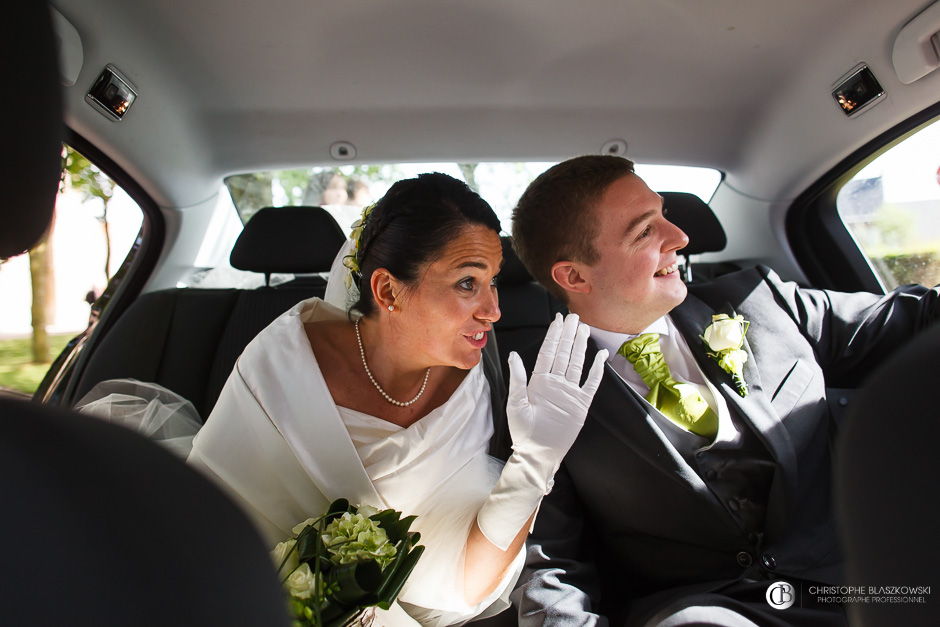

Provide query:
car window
left=836, top=118, right=940, bottom=290
left=225, top=162, right=722, bottom=235
left=185, top=162, right=720, bottom=290
left=0, top=145, right=143, bottom=398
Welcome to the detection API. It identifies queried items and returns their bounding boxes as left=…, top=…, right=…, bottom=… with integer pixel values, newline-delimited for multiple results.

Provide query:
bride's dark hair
left=352, top=172, right=501, bottom=316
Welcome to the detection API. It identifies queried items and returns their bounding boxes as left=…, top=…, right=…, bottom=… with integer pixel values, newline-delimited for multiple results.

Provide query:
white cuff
left=476, top=452, right=554, bottom=550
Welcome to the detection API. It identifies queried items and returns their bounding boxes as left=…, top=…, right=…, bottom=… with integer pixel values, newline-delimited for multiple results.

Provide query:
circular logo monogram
left=766, top=580, right=796, bottom=610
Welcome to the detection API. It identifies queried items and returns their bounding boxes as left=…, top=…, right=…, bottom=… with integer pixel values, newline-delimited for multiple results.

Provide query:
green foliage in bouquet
left=273, top=499, right=425, bottom=627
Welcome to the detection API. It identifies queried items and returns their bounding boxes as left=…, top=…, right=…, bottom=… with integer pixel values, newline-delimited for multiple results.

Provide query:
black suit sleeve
left=759, top=266, right=940, bottom=387
left=511, top=463, right=608, bottom=626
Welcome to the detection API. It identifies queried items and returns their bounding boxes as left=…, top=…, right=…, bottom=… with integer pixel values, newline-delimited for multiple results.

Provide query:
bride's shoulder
left=303, top=319, right=355, bottom=363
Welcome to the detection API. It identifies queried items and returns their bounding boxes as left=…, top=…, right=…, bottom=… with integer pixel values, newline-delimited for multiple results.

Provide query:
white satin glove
left=477, top=313, right=608, bottom=550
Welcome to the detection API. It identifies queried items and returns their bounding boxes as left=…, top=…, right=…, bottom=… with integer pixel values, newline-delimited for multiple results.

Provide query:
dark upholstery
left=73, top=287, right=326, bottom=418
left=1, top=1, right=62, bottom=258
left=0, top=398, right=290, bottom=627
left=73, top=207, right=346, bottom=417
left=494, top=237, right=566, bottom=378
left=231, top=205, right=345, bottom=283
left=662, top=191, right=727, bottom=255
left=836, top=323, right=940, bottom=627
left=661, top=191, right=740, bottom=283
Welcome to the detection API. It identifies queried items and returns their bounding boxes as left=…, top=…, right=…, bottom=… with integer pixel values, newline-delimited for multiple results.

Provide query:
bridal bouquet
left=273, top=499, right=425, bottom=627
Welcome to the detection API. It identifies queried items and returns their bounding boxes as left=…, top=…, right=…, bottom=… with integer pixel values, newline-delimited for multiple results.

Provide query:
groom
left=507, top=155, right=940, bottom=625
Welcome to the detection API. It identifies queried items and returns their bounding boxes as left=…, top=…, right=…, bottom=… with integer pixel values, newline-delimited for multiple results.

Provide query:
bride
left=188, top=173, right=607, bottom=625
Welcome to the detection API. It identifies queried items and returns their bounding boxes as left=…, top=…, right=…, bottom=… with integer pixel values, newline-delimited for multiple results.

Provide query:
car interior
left=0, top=3, right=290, bottom=625
left=3, top=0, right=940, bottom=624
left=35, top=0, right=940, bottom=411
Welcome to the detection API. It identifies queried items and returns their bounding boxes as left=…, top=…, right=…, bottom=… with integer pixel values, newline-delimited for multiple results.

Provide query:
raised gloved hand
left=477, top=313, right=608, bottom=550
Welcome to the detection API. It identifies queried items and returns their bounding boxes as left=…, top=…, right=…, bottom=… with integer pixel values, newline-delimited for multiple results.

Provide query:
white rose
left=718, top=348, right=748, bottom=375
left=285, top=562, right=318, bottom=600
left=356, top=504, right=381, bottom=518
left=271, top=539, right=299, bottom=575
left=703, top=314, right=746, bottom=351
left=291, top=517, right=319, bottom=536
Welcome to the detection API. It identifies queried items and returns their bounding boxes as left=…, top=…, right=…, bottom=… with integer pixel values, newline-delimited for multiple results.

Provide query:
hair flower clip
left=343, top=204, right=375, bottom=285
left=702, top=313, right=750, bottom=397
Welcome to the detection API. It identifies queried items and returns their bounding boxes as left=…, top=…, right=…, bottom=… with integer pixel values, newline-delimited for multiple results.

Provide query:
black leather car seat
left=836, top=323, right=940, bottom=627
left=492, top=237, right=567, bottom=378
left=71, top=205, right=345, bottom=418
left=0, top=399, right=292, bottom=626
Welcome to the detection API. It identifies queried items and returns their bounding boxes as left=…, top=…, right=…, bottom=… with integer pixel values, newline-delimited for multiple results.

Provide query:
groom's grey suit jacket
left=510, top=265, right=940, bottom=625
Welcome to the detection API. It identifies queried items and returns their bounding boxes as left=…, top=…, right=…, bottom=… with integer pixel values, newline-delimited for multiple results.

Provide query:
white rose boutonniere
left=702, top=314, right=750, bottom=397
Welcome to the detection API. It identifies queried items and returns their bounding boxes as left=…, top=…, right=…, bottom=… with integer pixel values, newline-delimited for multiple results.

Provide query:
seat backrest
left=493, top=237, right=566, bottom=376
left=836, top=323, right=940, bottom=627
left=71, top=206, right=346, bottom=417
left=0, top=397, right=291, bottom=627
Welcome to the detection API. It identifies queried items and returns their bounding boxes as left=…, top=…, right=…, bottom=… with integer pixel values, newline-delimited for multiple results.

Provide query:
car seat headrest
left=1, top=1, right=63, bottom=259
left=661, top=192, right=726, bottom=255
left=230, top=206, right=347, bottom=280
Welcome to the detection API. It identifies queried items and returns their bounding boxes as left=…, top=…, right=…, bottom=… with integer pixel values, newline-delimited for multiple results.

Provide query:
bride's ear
left=551, top=260, right=591, bottom=296
left=370, top=268, right=402, bottom=312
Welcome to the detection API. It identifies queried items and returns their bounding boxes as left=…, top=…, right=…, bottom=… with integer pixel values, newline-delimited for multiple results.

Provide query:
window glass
left=0, top=146, right=143, bottom=397
left=837, top=119, right=940, bottom=290
left=225, top=162, right=721, bottom=236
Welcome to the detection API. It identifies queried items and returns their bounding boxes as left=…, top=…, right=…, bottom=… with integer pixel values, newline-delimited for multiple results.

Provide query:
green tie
left=619, top=333, right=718, bottom=439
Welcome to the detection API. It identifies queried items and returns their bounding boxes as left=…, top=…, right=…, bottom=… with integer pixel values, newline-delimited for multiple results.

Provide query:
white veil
left=323, top=238, right=360, bottom=312
left=75, top=379, right=202, bottom=458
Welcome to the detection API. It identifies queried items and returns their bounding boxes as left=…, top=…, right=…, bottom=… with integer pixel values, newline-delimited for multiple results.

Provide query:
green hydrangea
left=322, top=512, right=397, bottom=569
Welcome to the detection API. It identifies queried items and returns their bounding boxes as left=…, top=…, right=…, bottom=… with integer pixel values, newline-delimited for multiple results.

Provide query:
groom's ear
left=550, top=261, right=591, bottom=296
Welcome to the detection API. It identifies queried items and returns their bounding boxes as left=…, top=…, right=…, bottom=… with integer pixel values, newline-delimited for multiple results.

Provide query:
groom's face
left=581, top=174, right=689, bottom=332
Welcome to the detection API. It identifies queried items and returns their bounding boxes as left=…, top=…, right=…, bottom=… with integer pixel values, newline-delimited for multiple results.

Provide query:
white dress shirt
left=589, top=316, right=740, bottom=449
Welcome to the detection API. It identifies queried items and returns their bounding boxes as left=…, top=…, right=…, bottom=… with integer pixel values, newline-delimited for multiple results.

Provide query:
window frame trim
left=786, top=101, right=940, bottom=293
left=35, top=129, right=165, bottom=405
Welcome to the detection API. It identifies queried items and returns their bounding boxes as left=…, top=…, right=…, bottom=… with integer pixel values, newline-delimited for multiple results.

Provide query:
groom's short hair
left=512, top=155, right=635, bottom=301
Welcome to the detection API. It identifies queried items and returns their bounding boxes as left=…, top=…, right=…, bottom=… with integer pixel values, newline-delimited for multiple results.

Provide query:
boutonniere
left=702, top=314, right=750, bottom=397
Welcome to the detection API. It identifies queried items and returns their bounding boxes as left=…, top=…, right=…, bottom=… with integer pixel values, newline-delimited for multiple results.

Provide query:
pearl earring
left=388, top=305, right=395, bottom=312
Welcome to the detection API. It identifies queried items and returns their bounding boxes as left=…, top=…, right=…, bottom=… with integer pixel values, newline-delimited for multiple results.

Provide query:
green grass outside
left=0, top=333, right=75, bottom=396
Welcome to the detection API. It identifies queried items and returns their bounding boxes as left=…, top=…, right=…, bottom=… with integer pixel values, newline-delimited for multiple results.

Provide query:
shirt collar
left=589, top=316, right=670, bottom=358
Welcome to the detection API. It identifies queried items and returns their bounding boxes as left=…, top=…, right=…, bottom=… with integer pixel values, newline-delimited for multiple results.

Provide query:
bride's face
left=394, top=224, right=502, bottom=370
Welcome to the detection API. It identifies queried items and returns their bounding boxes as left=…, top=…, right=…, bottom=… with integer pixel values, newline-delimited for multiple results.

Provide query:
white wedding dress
left=188, top=297, right=523, bottom=626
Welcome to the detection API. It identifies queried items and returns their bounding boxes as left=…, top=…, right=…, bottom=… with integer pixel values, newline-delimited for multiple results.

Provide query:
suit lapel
left=670, top=295, right=798, bottom=525
left=585, top=339, right=735, bottom=522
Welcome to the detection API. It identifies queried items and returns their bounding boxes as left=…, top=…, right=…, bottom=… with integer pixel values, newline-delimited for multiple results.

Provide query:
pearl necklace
left=354, top=319, right=430, bottom=407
